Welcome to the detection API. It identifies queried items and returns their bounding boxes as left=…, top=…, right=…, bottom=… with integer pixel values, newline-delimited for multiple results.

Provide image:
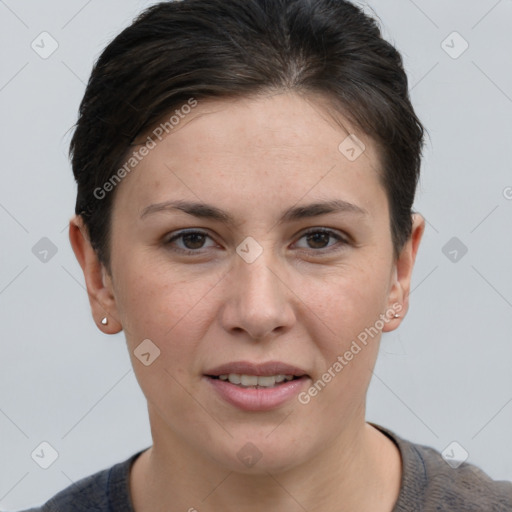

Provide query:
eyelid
left=164, top=228, right=218, bottom=254
left=292, top=227, right=350, bottom=252
left=296, top=227, right=349, bottom=242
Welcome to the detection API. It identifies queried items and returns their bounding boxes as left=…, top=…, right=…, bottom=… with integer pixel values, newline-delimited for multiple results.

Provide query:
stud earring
left=101, top=317, right=108, bottom=325
left=394, top=314, right=401, bottom=318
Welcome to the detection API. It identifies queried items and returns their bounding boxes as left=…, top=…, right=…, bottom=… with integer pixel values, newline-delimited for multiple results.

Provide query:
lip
left=203, top=360, right=310, bottom=412
left=204, top=360, right=309, bottom=377
left=205, top=375, right=309, bottom=411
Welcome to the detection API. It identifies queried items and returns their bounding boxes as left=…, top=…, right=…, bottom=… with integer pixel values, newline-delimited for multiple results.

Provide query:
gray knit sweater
left=18, top=423, right=512, bottom=511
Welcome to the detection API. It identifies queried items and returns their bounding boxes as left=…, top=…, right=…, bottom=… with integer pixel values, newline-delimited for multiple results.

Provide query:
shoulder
left=412, top=441, right=512, bottom=511
left=370, top=422, right=512, bottom=512
left=17, top=450, right=145, bottom=512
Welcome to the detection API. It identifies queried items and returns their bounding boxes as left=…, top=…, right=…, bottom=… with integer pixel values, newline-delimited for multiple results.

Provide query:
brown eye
left=180, top=233, right=207, bottom=249
left=305, top=231, right=331, bottom=249
left=295, top=229, right=348, bottom=252
left=165, top=230, right=216, bottom=254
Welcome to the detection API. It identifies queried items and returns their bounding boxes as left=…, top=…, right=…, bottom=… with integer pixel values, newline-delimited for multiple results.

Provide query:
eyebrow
left=140, top=199, right=368, bottom=225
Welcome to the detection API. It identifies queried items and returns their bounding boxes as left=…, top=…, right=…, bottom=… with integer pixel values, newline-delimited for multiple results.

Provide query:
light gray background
left=1, top=0, right=511, bottom=509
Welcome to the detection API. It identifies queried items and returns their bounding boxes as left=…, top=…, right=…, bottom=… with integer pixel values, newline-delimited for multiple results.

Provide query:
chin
left=205, top=431, right=312, bottom=475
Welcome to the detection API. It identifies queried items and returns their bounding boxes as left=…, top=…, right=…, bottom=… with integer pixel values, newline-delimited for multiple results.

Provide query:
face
left=74, top=91, right=422, bottom=474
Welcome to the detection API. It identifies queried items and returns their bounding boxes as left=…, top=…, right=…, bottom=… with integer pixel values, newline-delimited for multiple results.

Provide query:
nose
left=219, top=250, right=296, bottom=341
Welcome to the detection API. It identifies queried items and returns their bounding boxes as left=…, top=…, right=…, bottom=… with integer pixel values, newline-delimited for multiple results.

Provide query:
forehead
left=116, top=92, right=386, bottom=219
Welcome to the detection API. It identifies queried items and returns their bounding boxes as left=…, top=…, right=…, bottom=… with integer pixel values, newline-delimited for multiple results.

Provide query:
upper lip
left=205, top=361, right=309, bottom=377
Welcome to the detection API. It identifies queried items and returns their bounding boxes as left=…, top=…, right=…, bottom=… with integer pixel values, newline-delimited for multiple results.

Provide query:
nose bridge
left=223, top=241, right=295, bottom=339
left=240, top=254, right=280, bottom=305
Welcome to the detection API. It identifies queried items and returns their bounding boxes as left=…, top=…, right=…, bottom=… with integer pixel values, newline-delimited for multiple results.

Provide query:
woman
left=20, top=0, right=512, bottom=510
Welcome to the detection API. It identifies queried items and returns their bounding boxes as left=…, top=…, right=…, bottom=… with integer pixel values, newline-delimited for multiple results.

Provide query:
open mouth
left=204, top=364, right=310, bottom=410
left=207, top=374, right=304, bottom=389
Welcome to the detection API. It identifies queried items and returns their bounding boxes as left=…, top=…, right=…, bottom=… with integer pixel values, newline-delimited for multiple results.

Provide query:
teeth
left=257, top=376, right=277, bottom=387
left=240, top=374, right=258, bottom=386
left=228, top=374, right=241, bottom=384
left=217, top=374, right=296, bottom=387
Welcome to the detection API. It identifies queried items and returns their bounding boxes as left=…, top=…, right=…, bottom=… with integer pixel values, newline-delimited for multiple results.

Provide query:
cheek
left=298, top=262, right=390, bottom=405
left=113, top=251, right=221, bottom=355
left=303, top=260, right=390, bottom=342
left=115, top=262, right=219, bottom=411
left=303, top=274, right=385, bottom=412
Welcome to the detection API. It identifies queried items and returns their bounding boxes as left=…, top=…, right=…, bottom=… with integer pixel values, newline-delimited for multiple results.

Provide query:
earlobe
left=382, top=213, right=426, bottom=332
left=68, top=215, right=123, bottom=334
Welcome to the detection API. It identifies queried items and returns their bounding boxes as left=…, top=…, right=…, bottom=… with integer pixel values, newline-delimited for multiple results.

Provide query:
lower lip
left=205, top=376, right=309, bottom=411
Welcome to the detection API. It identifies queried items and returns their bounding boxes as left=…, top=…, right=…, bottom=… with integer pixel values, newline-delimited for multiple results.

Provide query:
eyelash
left=164, top=228, right=349, bottom=256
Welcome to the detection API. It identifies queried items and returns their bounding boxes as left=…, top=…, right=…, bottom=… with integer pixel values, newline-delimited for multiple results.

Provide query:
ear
left=68, top=215, right=123, bottom=334
left=382, top=213, right=425, bottom=332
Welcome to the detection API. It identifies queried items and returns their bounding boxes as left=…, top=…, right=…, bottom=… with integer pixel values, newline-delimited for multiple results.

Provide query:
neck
left=130, top=417, right=401, bottom=512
